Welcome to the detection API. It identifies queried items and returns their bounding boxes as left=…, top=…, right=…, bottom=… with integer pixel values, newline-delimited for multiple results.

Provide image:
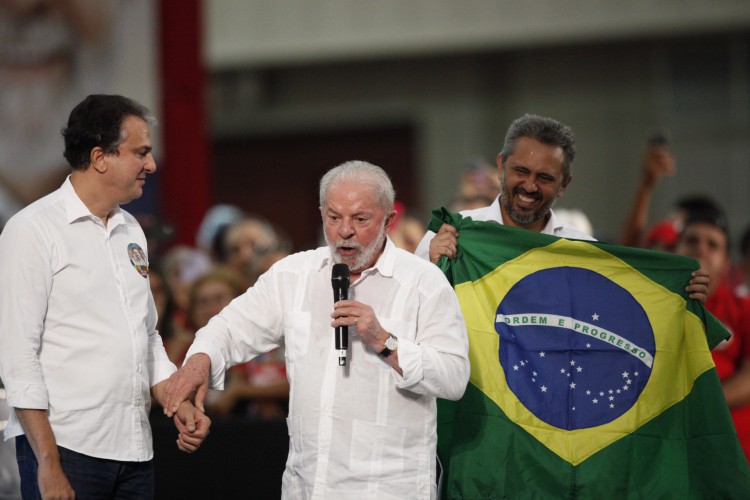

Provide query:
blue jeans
left=15, top=435, right=154, bottom=500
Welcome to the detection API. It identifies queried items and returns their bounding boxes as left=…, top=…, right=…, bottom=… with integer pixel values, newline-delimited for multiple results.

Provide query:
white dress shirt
left=186, top=238, right=469, bottom=499
left=415, top=197, right=595, bottom=260
left=0, top=178, right=175, bottom=461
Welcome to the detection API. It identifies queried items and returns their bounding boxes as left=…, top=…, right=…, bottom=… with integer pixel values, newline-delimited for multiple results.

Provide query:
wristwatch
left=378, top=334, right=398, bottom=358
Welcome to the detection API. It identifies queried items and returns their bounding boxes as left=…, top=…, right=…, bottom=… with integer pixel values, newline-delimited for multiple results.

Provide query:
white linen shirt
left=0, top=178, right=176, bottom=461
left=186, top=238, right=470, bottom=500
left=415, top=196, right=595, bottom=260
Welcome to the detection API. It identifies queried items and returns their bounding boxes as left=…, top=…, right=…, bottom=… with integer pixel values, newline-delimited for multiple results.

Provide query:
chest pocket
left=283, top=311, right=312, bottom=361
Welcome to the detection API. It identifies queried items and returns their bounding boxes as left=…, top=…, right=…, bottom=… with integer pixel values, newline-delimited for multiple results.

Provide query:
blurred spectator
left=389, top=200, right=426, bottom=254
left=160, top=245, right=211, bottom=323
left=195, top=204, right=244, bottom=264
left=450, top=157, right=500, bottom=212
left=224, top=215, right=282, bottom=287
left=620, top=135, right=719, bottom=250
left=674, top=209, right=750, bottom=463
left=188, top=267, right=246, bottom=332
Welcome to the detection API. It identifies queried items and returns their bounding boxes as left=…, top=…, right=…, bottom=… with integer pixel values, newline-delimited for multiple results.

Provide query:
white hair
left=319, top=161, right=395, bottom=211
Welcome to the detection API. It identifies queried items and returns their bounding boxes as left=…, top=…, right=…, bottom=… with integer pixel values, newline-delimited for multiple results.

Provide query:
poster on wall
left=0, top=0, right=159, bottom=228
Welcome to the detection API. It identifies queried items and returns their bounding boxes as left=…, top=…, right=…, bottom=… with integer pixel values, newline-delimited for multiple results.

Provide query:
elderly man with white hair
left=163, top=160, right=470, bottom=500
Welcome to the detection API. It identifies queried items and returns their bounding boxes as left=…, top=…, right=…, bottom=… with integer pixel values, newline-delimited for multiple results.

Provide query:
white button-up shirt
left=0, top=178, right=175, bottom=461
left=187, top=238, right=469, bottom=499
left=415, top=197, right=595, bottom=260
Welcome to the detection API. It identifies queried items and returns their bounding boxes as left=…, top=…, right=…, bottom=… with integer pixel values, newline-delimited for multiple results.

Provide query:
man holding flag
left=416, top=114, right=750, bottom=497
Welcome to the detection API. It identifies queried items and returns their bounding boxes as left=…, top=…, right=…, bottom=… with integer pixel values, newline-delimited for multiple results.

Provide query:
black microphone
left=331, top=263, right=350, bottom=366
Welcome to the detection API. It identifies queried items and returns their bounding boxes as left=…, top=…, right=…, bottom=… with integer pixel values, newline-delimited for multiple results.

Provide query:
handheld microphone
left=331, top=263, right=350, bottom=366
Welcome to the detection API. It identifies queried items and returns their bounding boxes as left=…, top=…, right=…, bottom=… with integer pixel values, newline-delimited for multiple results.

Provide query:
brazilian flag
left=431, top=208, right=750, bottom=498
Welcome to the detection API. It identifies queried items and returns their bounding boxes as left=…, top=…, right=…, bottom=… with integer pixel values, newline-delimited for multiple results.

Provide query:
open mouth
left=337, top=246, right=358, bottom=256
left=515, top=190, right=541, bottom=209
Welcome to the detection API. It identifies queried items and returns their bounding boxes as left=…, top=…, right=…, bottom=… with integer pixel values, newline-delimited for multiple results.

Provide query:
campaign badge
left=127, top=243, right=149, bottom=278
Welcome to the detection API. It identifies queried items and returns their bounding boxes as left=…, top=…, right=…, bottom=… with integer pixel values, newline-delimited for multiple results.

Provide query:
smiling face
left=321, top=179, right=396, bottom=276
left=103, top=115, right=156, bottom=205
left=497, top=136, right=571, bottom=232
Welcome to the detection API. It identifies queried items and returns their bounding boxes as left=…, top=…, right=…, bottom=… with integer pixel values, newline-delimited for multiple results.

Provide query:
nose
left=239, top=243, right=254, bottom=264
left=338, top=219, right=355, bottom=239
left=145, top=155, right=157, bottom=174
left=696, top=242, right=711, bottom=261
left=521, top=177, right=538, bottom=193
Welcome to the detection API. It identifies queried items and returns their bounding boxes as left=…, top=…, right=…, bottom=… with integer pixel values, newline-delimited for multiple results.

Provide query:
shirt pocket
left=348, top=418, right=418, bottom=481
left=283, top=311, right=312, bottom=361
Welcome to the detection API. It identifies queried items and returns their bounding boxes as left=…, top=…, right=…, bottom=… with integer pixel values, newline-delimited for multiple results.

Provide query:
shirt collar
left=543, top=209, right=564, bottom=235
left=487, top=197, right=504, bottom=224
left=61, top=176, right=125, bottom=228
left=368, top=236, right=396, bottom=278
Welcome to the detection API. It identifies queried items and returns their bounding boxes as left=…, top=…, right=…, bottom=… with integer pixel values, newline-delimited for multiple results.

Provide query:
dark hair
left=62, top=94, right=155, bottom=170
left=500, top=114, right=576, bottom=183
left=674, top=195, right=720, bottom=219
left=680, top=208, right=731, bottom=250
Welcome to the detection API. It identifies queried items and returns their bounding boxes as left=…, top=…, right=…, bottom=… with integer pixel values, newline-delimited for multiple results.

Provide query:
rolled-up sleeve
left=0, top=217, right=52, bottom=409
left=394, top=270, right=470, bottom=401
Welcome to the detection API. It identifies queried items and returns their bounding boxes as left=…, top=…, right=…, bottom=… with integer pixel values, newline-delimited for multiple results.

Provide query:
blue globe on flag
left=495, top=267, right=655, bottom=430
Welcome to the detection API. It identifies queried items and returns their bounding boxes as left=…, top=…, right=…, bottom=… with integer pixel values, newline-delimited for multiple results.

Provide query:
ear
left=90, top=147, right=108, bottom=174
left=384, top=209, right=398, bottom=231
left=496, top=153, right=505, bottom=181
left=557, top=175, right=573, bottom=198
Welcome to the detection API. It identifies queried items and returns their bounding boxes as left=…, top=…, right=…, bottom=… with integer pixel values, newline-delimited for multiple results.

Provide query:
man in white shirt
left=163, top=161, right=470, bottom=499
left=0, top=95, right=210, bottom=500
left=415, top=113, right=709, bottom=301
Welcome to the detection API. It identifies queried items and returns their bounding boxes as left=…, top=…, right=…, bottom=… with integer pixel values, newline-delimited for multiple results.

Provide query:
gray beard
left=499, top=176, right=557, bottom=227
left=326, top=224, right=387, bottom=274
left=502, top=194, right=548, bottom=226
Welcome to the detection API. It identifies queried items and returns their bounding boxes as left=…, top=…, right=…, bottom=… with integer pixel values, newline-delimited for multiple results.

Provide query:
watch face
left=385, top=336, right=398, bottom=350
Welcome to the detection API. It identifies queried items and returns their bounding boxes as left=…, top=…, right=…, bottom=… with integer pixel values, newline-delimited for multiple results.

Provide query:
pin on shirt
left=127, top=243, right=149, bottom=278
